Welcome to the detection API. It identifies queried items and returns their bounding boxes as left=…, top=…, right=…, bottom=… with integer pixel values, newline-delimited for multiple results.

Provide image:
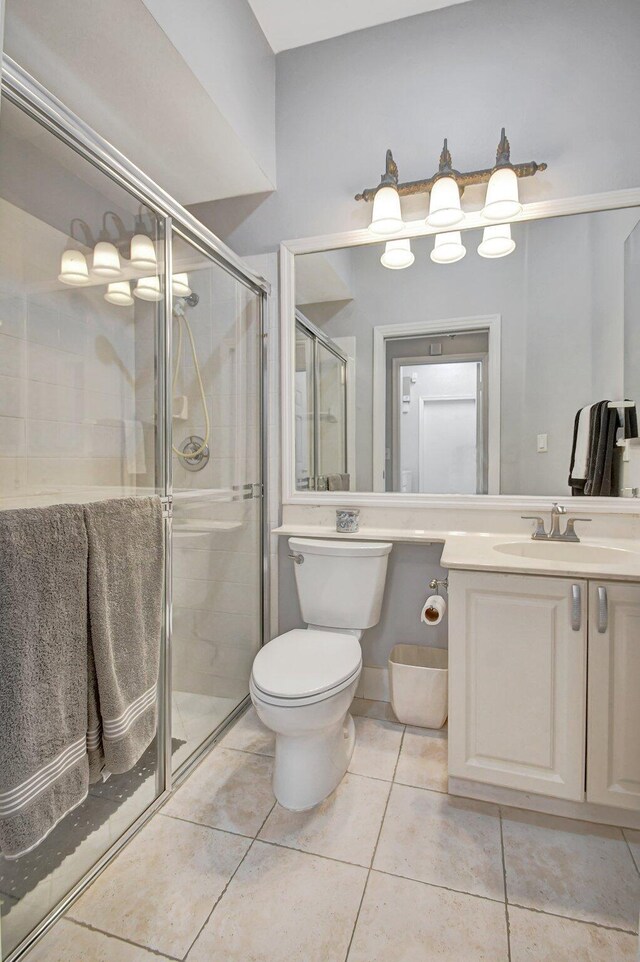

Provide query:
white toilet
left=250, top=537, right=392, bottom=811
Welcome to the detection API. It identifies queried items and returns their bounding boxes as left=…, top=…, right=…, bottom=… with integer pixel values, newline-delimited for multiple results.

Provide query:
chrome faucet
left=521, top=503, right=592, bottom=542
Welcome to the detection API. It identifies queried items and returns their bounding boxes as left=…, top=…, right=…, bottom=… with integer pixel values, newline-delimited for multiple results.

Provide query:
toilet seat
left=251, top=629, right=362, bottom=707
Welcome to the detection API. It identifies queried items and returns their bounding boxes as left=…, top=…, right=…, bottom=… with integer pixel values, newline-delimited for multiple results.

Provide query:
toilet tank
left=289, top=538, right=392, bottom=630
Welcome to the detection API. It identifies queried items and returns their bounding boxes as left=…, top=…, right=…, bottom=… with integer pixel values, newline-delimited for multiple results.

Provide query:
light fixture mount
left=355, top=128, right=546, bottom=203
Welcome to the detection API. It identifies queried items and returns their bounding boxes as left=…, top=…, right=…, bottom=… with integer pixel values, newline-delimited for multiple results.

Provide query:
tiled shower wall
left=0, top=282, right=140, bottom=505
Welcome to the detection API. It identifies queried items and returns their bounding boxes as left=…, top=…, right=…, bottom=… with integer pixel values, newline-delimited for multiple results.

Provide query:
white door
left=587, top=582, right=640, bottom=810
left=419, top=395, right=477, bottom=493
left=448, top=571, right=587, bottom=801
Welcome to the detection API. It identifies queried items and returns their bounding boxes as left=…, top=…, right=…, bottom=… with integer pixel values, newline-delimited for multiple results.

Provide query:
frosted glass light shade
left=92, top=241, right=122, bottom=278
left=104, top=281, right=134, bottom=306
left=478, top=224, right=516, bottom=259
left=58, top=249, right=90, bottom=286
left=133, top=276, right=163, bottom=302
left=381, top=238, right=414, bottom=270
left=369, top=185, right=403, bottom=235
left=427, top=176, right=463, bottom=228
left=172, top=273, right=192, bottom=297
left=430, top=231, right=466, bottom=264
left=130, top=233, right=157, bottom=271
left=482, top=166, right=522, bottom=220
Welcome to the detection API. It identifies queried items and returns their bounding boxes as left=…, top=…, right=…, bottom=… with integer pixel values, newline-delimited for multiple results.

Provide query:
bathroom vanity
left=443, top=534, right=640, bottom=826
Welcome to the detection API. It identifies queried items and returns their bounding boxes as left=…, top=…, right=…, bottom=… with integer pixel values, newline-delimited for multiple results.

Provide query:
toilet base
left=273, top=713, right=356, bottom=812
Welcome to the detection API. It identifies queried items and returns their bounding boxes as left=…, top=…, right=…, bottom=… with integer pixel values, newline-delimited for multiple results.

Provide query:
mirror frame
left=280, top=187, right=640, bottom=512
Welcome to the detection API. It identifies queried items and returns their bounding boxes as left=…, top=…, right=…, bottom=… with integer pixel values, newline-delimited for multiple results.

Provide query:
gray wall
left=624, top=221, right=640, bottom=405
left=141, top=0, right=276, bottom=187
left=278, top=538, right=448, bottom=668
left=199, top=0, right=640, bottom=253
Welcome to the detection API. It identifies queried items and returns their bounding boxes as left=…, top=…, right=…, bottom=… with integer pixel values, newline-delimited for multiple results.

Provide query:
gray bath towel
left=0, top=505, right=89, bottom=860
left=84, top=497, right=164, bottom=776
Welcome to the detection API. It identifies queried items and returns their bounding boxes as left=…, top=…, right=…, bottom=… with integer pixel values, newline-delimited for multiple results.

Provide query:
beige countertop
left=273, top=524, right=640, bottom=581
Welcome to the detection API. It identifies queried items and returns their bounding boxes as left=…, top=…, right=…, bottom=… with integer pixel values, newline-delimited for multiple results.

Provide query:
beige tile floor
left=25, top=705, right=640, bottom=962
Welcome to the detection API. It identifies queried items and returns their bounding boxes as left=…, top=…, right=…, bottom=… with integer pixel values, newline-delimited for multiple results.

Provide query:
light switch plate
left=537, top=433, right=548, bottom=453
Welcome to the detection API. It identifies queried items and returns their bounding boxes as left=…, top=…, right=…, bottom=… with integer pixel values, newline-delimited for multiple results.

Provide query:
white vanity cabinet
left=448, top=571, right=588, bottom=801
left=587, top=581, right=640, bottom=810
left=449, top=570, right=640, bottom=810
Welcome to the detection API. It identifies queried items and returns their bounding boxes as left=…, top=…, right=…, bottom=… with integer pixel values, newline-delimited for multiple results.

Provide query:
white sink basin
left=493, top=541, right=634, bottom=565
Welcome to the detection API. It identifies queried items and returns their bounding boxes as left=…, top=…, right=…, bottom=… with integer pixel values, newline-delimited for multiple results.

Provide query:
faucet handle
left=563, top=517, right=591, bottom=542
left=521, top=515, right=548, bottom=540
left=552, top=502, right=567, bottom=515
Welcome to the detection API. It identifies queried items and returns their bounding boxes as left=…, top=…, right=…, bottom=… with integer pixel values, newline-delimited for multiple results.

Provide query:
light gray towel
left=0, top=505, right=89, bottom=860
left=84, top=497, right=163, bottom=776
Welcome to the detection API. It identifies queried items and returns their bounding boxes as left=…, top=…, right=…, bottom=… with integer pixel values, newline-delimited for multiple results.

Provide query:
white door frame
left=372, top=315, right=501, bottom=493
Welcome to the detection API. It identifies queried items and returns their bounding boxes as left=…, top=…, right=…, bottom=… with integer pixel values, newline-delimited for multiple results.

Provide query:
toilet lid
left=251, top=629, right=362, bottom=700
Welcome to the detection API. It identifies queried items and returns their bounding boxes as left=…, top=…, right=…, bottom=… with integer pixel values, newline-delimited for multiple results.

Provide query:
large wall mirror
left=282, top=195, right=640, bottom=502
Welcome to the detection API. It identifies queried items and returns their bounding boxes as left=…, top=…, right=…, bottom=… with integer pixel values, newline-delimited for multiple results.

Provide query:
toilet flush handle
left=288, top=552, right=304, bottom=565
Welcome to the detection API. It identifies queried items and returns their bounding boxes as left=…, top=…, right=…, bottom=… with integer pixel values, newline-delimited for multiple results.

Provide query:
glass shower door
left=170, top=232, right=263, bottom=771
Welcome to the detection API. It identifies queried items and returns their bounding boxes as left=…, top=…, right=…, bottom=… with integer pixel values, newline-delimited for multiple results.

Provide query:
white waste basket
left=388, top=644, right=448, bottom=729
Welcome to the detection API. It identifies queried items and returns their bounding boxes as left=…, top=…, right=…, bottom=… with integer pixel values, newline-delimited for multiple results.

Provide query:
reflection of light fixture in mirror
left=368, top=150, right=403, bottom=235
left=104, top=280, right=134, bottom=306
left=482, top=129, right=523, bottom=220
left=381, top=238, right=414, bottom=270
left=172, top=273, right=192, bottom=297
left=130, top=233, right=157, bottom=271
left=92, top=241, right=122, bottom=278
left=430, top=231, right=466, bottom=264
left=58, top=249, right=90, bottom=286
left=478, top=223, right=516, bottom=258
left=133, top=276, right=162, bottom=302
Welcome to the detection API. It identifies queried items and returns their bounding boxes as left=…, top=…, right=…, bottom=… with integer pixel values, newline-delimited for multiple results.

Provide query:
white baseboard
left=356, top=666, right=390, bottom=702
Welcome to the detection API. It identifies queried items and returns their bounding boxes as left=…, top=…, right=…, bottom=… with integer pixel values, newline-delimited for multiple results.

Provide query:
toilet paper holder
left=429, top=578, right=448, bottom=594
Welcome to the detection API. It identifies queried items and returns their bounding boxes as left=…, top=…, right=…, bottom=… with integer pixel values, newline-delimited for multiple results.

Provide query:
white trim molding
left=280, top=187, right=640, bottom=514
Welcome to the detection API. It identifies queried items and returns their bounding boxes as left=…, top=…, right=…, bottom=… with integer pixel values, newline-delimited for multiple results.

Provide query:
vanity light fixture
left=58, top=249, right=90, bottom=286
left=482, top=130, right=524, bottom=220
left=356, top=129, right=545, bottom=225
left=381, top=238, right=415, bottom=270
left=133, top=275, right=163, bottom=302
left=130, top=233, right=157, bottom=271
left=368, top=150, right=404, bottom=236
left=92, top=240, right=122, bottom=278
left=172, top=273, right=192, bottom=297
left=477, top=223, right=516, bottom=258
left=430, top=231, right=466, bottom=264
left=104, top=280, right=134, bottom=306
left=427, top=140, right=464, bottom=228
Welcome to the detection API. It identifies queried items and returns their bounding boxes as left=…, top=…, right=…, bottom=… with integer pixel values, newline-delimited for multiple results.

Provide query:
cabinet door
left=449, top=571, right=587, bottom=801
left=587, top=582, right=640, bottom=810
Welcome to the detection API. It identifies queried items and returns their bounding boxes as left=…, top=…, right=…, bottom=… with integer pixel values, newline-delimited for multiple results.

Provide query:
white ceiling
left=248, top=0, right=474, bottom=53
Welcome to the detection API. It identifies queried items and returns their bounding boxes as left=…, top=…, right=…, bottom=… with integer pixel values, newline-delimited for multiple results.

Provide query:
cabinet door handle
left=571, top=584, right=581, bottom=631
left=597, top=586, right=608, bottom=633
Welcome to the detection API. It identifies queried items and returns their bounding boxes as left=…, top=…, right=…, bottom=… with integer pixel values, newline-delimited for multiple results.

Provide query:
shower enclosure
left=0, top=58, right=268, bottom=961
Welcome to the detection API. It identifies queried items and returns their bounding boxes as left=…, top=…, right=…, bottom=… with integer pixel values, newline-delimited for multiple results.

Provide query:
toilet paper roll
left=421, top=594, right=446, bottom=626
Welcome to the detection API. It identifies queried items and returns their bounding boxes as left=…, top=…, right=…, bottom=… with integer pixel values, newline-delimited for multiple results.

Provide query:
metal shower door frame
left=0, top=55, right=269, bottom=962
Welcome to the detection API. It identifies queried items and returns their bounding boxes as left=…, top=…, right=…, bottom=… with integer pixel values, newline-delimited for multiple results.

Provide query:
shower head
left=184, top=292, right=199, bottom=307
